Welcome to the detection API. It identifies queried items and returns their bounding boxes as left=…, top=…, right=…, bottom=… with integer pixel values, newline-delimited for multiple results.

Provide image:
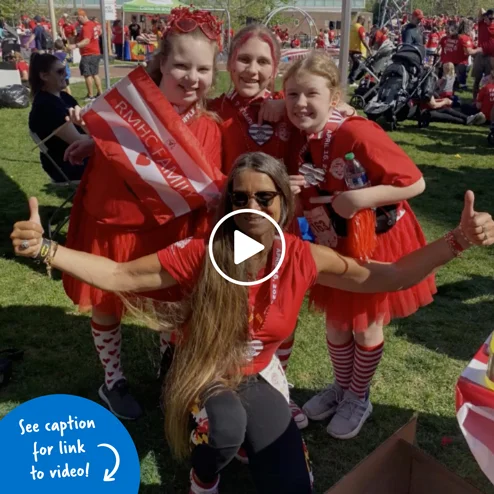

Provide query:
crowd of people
left=4, top=5, right=494, bottom=494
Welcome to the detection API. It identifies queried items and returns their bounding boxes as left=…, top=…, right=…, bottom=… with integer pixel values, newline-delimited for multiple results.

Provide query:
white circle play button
left=208, top=209, right=286, bottom=286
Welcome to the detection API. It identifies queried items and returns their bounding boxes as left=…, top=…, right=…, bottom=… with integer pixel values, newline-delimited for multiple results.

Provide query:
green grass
left=1, top=75, right=494, bottom=493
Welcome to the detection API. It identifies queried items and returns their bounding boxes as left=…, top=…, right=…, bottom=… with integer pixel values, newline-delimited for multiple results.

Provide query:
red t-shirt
left=63, top=23, right=76, bottom=38
left=28, top=20, right=36, bottom=30
left=316, top=36, right=325, bottom=48
left=454, top=34, right=473, bottom=65
left=112, top=25, right=128, bottom=44
left=16, top=61, right=29, bottom=75
left=440, top=36, right=459, bottom=64
left=291, top=38, right=300, bottom=48
left=78, top=20, right=100, bottom=56
left=82, top=112, right=222, bottom=232
left=478, top=19, right=494, bottom=56
left=358, top=25, right=366, bottom=41
left=208, top=93, right=291, bottom=174
left=477, top=83, right=494, bottom=120
left=426, top=32, right=440, bottom=49
left=157, top=234, right=318, bottom=374
left=328, top=30, right=336, bottom=42
left=374, top=30, right=388, bottom=47
left=288, top=117, right=422, bottom=195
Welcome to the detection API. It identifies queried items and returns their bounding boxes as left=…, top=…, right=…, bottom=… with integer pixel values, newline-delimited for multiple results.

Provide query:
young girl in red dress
left=283, top=52, right=436, bottom=439
left=62, top=7, right=224, bottom=421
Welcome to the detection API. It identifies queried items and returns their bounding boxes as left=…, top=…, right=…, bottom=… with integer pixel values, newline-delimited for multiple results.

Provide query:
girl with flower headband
left=61, top=6, right=224, bottom=422
left=282, top=52, right=435, bottom=440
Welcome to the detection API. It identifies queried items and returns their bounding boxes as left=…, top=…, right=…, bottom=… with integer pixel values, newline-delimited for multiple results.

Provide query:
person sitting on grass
left=28, top=53, right=89, bottom=183
left=10, top=152, right=494, bottom=494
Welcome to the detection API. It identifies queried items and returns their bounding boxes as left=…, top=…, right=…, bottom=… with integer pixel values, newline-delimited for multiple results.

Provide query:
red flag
left=81, top=66, right=225, bottom=225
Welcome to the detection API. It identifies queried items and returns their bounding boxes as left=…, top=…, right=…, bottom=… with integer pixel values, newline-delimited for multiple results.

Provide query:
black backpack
left=40, top=29, right=54, bottom=51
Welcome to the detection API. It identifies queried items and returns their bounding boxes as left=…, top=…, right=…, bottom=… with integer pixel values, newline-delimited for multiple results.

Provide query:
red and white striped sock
left=349, top=341, right=384, bottom=399
left=327, top=338, right=355, bottom=389
left=276, top=335, right=295, bottom=373
left=91, top=320, right=123, bottom=390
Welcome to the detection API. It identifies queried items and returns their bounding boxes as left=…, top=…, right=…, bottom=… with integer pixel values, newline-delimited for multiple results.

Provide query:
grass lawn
left=1, top=72, right=494, bottom=493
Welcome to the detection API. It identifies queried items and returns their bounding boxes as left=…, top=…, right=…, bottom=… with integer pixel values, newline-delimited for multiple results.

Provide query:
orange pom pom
left=346, top=209, right=377, bottom=261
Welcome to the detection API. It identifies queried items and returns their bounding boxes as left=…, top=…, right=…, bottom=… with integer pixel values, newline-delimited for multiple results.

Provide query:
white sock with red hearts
left=91, top=320, right=124, bottom=390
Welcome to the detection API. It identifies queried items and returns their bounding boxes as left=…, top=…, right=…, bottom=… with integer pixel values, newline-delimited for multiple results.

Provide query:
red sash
left=82, top=66, right=225, bottom=226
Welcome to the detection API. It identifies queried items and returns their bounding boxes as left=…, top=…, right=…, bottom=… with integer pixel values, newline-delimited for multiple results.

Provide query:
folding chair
left=29, top=131, right=80, bottom=240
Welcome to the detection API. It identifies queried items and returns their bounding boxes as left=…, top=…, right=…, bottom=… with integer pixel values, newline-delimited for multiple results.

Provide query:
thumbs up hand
left=10, top=197, right=45, bottom=258
left=459, top=190, right=494, bottom=247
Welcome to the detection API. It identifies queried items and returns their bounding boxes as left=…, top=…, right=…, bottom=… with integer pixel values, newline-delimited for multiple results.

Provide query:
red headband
left=163, top=7, right=223, bottom=50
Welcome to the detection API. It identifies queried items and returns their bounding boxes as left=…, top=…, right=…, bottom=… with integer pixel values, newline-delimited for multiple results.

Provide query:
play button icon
left=234, top=230, right=264, bottom=265
left=208, top=209, right=286, bottom=286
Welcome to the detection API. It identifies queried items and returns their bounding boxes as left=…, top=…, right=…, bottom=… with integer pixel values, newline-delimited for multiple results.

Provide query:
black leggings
left=190, top=376, right=313, bottom=494
left=429, top=108, right=469, bottom=125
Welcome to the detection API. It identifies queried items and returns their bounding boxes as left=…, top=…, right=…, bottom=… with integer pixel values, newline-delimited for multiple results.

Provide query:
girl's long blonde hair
left=130, top=153, right=294, bottom=459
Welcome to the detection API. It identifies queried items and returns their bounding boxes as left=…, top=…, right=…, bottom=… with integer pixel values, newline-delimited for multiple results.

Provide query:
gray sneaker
left=98, top=379, right=143, bottom=420
left=327, top=390, right=372, bottom=440
left=302, top=382, right=344, bottom=421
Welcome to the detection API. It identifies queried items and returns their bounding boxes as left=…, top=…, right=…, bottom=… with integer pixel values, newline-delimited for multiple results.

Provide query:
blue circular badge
left=0, top=394, right=140, bottom=493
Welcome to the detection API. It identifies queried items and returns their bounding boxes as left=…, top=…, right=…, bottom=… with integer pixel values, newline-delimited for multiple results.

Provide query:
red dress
left=289, top=116, right=436, bottom=332
left=156, top=233, right=318, bottom=374
left=63, top=112, right=222, bottom=315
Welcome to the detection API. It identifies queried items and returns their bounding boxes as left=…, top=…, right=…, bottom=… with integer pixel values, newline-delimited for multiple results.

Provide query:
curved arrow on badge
left=97, top=443, right=120, bottom=482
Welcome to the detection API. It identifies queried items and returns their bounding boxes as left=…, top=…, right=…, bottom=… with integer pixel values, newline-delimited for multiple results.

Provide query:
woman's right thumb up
left=28, top=197, right=42, bottom=226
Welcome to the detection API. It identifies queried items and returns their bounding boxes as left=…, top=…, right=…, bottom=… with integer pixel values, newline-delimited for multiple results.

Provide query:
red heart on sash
left=136, top=152, right=151, bottom=166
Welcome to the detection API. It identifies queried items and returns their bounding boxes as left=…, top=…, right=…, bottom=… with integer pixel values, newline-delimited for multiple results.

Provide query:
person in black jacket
left=402, top=9, right=425, bottom=46
left=28, top=53, right=89, bottom=182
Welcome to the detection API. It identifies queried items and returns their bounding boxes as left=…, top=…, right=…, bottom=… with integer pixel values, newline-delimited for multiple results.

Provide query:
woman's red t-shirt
left=157, top=233, right=318, bottom=374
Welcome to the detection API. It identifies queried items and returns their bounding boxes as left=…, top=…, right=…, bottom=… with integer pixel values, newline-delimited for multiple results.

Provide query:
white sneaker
left=326, top=390, right=372, bottom=440
left=473, top=112, right=487, bottom=125
left=290, top=399, right=309, bottom=429
left=189, top=470, right=219, bottom=494
left=349, top=82, right=359, bottom=89
left=302, top=382, right=344, bottom=421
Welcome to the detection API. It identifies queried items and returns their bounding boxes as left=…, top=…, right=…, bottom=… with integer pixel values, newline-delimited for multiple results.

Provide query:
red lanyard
left=248, top=236, right=282, bottom=337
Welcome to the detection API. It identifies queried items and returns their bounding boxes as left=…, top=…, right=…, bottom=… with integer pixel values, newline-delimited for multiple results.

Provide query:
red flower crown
left=164, top=7, right=223, bottom=50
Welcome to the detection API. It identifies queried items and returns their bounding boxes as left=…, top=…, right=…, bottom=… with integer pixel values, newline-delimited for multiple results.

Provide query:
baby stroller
left=350, top=39, right=395, bottom=109
left=1, top=24, right=21, bottom=62
left=364, top=44, right=436, bottom=130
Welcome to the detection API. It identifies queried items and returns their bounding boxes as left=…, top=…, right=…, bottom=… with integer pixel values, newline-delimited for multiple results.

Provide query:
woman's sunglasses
left=230, top=191, right=280, bottom=208
left=54, top=68, right=66, bottom=75
left=173, top=18, right=218, bottom=42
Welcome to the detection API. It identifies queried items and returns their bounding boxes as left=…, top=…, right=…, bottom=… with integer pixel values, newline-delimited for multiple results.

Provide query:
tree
left=194, top=0, right=290, bottom=30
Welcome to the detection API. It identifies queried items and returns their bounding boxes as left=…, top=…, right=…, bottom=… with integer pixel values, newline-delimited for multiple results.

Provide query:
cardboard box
left=326, top=416, right=484, bottom=494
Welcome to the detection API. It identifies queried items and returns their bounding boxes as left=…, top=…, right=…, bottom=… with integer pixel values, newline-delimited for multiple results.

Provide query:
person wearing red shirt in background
left=328, top=22, right=336, bottom=44
left=112, top=19, right=128, bottom=60
left=291, top=34, right=301, bottom=49
left=426, top=26, right=440, bottom=58
left=68, top=10, right=103, bottom=101
left=58, top=13, right=68, bottom=39
left=456, top=19, right=482, bottom=90
left=439, top=22, right=459, bottom=69
left=373, top=26, right=389, bottom=49
left=28, top=17, right=36, bottom=31
left=315, top=33, right=326, bottom=48
left=40, top=17, right=51, bottom=33
left=473, top=9, right=494, bottom=97
left=476, top=70, right=494, bottom=121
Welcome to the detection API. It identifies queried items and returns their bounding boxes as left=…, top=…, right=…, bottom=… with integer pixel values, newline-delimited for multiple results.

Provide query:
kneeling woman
left=11, top=153, right=494, bottom=494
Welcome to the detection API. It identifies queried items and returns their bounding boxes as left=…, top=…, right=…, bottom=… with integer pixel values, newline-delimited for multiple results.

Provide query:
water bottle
left=344, top=152, right=371, bottom=190
left=341, top=152, right=376, bottom=260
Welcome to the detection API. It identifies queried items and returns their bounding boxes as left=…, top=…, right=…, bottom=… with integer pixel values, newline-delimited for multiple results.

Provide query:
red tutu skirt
left=63, top=186, right=210, bottom=316
left=310, top=202, right=437, bottom=332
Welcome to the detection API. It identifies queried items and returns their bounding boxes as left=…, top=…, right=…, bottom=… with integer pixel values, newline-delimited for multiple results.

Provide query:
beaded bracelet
left=444, top=230, right=466, bottom=258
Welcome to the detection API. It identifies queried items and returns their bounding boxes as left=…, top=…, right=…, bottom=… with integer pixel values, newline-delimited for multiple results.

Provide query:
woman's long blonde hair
left=156, top=152, right=294, bottom=459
